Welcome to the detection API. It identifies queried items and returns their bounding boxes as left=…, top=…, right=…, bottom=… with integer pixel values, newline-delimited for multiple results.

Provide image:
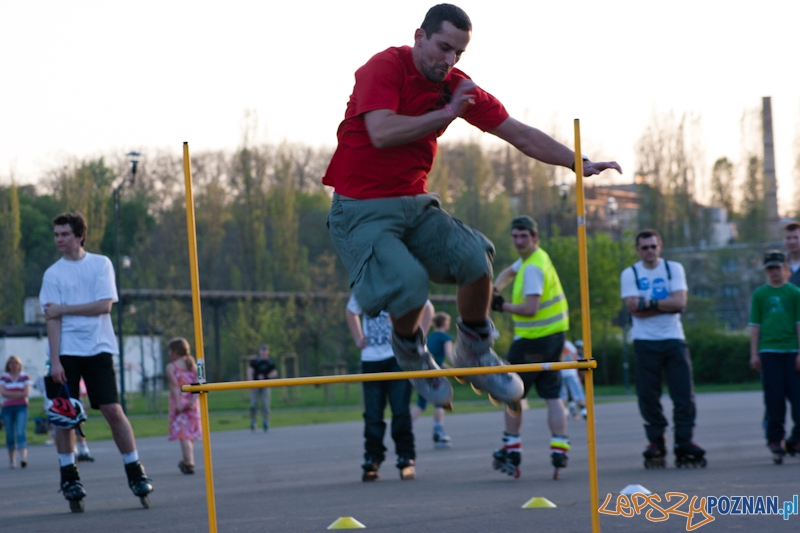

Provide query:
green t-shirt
left=749, top=283, right=800, bottom=352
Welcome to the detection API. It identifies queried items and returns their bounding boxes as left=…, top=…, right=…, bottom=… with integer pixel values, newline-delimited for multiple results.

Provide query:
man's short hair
left=635, top=228, right=662, bottom=247
left=511, top=215, right=538, bottom=236
left=785, top=221, right=800, bottom=233
left=53, top=212, right=87, bottom=247
left=420, top=3, right=472, bottom=38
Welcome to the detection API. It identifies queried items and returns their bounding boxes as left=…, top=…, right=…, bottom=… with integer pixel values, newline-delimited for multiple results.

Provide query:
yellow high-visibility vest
left=512, top=248, right=569, bottom=339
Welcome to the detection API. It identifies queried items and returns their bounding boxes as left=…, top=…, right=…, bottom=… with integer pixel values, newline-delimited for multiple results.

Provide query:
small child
left=749, top=250, right=800, bottom=463
left=411, top=311, right=455, bottom=447
left=166, top=338, right=202, bottom=474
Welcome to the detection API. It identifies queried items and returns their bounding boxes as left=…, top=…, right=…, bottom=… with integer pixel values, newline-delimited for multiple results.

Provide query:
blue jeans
left=362, top=358, right=414, bottom=463
left=1, top=404, right=28, bottom=451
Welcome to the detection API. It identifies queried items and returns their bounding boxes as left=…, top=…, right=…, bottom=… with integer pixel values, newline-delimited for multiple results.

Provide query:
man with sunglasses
left=323, top=3, right=621, bottom=412
left=620, top=229, right=705, bottom=469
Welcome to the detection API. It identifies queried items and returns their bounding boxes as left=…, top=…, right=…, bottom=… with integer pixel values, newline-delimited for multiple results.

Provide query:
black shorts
left=506, top=332, right=565, bottom=399
left=45, top=353, right=119, bottom=410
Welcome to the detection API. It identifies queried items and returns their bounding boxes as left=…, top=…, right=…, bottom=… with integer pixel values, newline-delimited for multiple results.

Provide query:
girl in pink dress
left=166, top=338, right=201, bottom=474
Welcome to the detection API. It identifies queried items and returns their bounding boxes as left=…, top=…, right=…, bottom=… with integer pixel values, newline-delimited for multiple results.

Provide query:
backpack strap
left=631, top=264, right=641, bottom=291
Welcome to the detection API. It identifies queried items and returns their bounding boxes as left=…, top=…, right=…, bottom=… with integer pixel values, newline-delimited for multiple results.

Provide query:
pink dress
left=168, top=367, right=202, bottom=441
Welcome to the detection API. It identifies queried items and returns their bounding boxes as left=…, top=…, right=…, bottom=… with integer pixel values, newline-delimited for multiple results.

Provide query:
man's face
left=511, top=228, right=536, bottom=256
left=54, top=224, right=82, bottom=254
left=413, top=21, right=470, bottom=82
left=636, top=236, right=661, bottom=263
left=785, top=229, right=800, bottom=254
left=259, top=347, right=269, bottom=358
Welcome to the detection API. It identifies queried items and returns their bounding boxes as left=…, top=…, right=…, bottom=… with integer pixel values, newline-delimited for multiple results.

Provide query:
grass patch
left=22, top=379, right=760, bottom=444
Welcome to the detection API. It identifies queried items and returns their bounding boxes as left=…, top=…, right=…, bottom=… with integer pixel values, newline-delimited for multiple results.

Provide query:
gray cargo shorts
left=327, top=193, right=494, bottom=318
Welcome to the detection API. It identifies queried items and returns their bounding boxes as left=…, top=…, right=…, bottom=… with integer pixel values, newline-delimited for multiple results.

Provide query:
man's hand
left=50, top=359, right=67, bottom=384
left=449, top=79, right=477, bottom=116
left=44, top=303, right=64, bottom=320
left=491, top=290, right=505, bottom=312
left=356, top=338, right=369, bottom=349
left=582, top=161, right=622, bottom=177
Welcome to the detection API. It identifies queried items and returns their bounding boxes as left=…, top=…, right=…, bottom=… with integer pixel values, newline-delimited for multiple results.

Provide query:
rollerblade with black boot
left=784, top=440, right=800, bottom=459
left=550, top=435, right=570, bottom=480
left=76, top=451, right=95, bottom=463
left=397, top=456, right=415, bottom=480
left=125, top=461, right=154, bottom=508
left=768, top=441, right=785, bottom=465
left=643, top=437, right=666, bottom=469
left=674, top=442, right=707, bottom=468
left=60, top=463, right=86, bottom=513
left=361, top=455, right=381, bottom=482
left=492, top=432, right=521, bottom=478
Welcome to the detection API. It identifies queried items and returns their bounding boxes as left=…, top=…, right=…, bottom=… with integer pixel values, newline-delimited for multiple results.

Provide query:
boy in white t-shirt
left=347, top=295, right=433, bottom=482
left=40, top=212, right=153, bottom=511
left=620, top=228, right=704, bottom=469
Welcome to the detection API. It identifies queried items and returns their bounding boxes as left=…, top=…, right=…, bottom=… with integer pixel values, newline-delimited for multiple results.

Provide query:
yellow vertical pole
left=182, top=142, right=218, bottom=533
left=574, top=120, right=601, bottom=533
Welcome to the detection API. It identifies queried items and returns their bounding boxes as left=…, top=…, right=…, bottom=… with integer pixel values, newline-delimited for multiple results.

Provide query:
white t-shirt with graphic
left=346, top=295, right=394, bottom=362
left=620, top=259, right=687, bottom=341
left=39, top=252, right=119, bottom=357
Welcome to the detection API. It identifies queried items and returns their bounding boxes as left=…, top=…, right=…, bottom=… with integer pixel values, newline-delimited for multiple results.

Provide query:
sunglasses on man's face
left=638, top=245, right=658, bottom=251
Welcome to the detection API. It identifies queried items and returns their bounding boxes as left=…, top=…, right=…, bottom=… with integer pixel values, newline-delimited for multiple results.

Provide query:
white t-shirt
left=39, top=252, right=119, bottom=356
left=510, top=258, right=544, bottom=296
left=346, top=295, right=394, bottom=362
left=560, top=340, right=579, bottom=379
left=620, top=259, right=687, bottom=341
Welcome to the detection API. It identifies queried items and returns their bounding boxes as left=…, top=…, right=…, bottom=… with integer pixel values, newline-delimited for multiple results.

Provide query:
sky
left=1, top=0, right=798, bottom=213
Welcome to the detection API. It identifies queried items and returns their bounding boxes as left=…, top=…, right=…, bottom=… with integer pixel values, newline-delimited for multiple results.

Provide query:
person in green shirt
left=749, top=250, right=800, bottom=463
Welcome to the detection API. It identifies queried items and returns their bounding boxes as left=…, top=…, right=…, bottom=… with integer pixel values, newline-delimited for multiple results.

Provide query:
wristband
left=444, top=104, right=457, bottom=120
left=570, top=155, right=589, bottom=172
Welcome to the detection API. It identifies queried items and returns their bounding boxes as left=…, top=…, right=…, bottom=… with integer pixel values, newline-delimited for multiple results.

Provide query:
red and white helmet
left=45, top=395, right=87, bottom=429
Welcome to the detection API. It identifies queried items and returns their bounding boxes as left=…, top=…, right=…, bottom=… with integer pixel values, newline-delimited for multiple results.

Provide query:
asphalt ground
left=2, top=390, right=799, bottom=532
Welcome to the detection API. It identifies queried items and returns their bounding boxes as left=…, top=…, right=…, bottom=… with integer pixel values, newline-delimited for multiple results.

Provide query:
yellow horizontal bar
left=182, top=360, right=597, bottom=393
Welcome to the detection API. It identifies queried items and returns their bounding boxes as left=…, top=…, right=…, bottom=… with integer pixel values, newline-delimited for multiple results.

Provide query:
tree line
left=0, top=108, right=795, bottom=383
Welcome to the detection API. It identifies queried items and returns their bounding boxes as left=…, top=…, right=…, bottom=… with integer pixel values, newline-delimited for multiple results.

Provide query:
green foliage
left=685, top=324, right=755, bottom=384
left=0, top=185, right=24, bottom=324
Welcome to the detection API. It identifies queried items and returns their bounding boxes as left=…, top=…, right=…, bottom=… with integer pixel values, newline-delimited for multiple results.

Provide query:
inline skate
left=674, top=442, right=707, bottom=468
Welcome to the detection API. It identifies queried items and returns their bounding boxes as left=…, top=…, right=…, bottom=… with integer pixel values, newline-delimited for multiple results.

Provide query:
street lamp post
left=116, top=151, right=140, bottom=413
left=607, top=197, right=631, bottom=395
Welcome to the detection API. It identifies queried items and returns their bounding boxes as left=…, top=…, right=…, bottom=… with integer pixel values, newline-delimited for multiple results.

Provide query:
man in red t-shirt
left=323, top=4, right=621, bottom=412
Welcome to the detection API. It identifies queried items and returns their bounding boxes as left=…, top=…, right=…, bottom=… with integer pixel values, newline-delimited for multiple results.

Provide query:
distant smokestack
left=762, top=97, right=780, bottom=240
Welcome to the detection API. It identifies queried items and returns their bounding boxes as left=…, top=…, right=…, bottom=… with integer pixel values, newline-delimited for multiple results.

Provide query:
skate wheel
left=399, top=467, right=415, bottom=480
left=699, top=458, right=707, bottom=468
left=70, top=499, right=85, bottom=513
left=470, top=383, right=483, bottom=395
left=774, top=456, right=783, bottom=465
left=513, top=468, right=520, bottom=479
left=505, top=401, right=523, bottom=418
left=362, top=472, right=379, bottom=482
left=140, top=496, right=150, bottom=509
left=644, top=460, right=650, bottom=469
left=487, top=393, right=501, bottom=406
left=553, top=468, right=559, bottom=480
left=454, top=376, right=467, bottom=385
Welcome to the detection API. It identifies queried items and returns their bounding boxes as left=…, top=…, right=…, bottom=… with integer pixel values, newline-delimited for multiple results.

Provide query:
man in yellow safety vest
left=490, top=215, right=571, bottom=479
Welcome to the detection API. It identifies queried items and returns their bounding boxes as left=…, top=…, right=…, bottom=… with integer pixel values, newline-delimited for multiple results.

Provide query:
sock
left=59, top=453, right=76, bottom=467
left=76, top=442, right=89, bottom=455
left=122, top=450, right=139, bottom=465
left=502, top=431, right=521, bottom=450
left=550, top=434, right=570, bottom=455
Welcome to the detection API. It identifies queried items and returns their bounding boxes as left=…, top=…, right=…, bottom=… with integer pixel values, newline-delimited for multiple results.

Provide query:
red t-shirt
left=322, top=46, right=509, bottom=199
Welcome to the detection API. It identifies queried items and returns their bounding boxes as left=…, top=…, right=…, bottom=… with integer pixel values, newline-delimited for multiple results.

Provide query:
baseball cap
left=763, top=250, right=785, bottom=268
left=259, top=344, right=269, bottom=350
left=574, top=339, right=584, bottom=348
left=511, top=215, right=538, bottom=234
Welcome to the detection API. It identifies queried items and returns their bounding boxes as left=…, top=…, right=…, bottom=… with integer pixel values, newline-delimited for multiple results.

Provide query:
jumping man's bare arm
left=44, top=299, right=114, bottom=320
